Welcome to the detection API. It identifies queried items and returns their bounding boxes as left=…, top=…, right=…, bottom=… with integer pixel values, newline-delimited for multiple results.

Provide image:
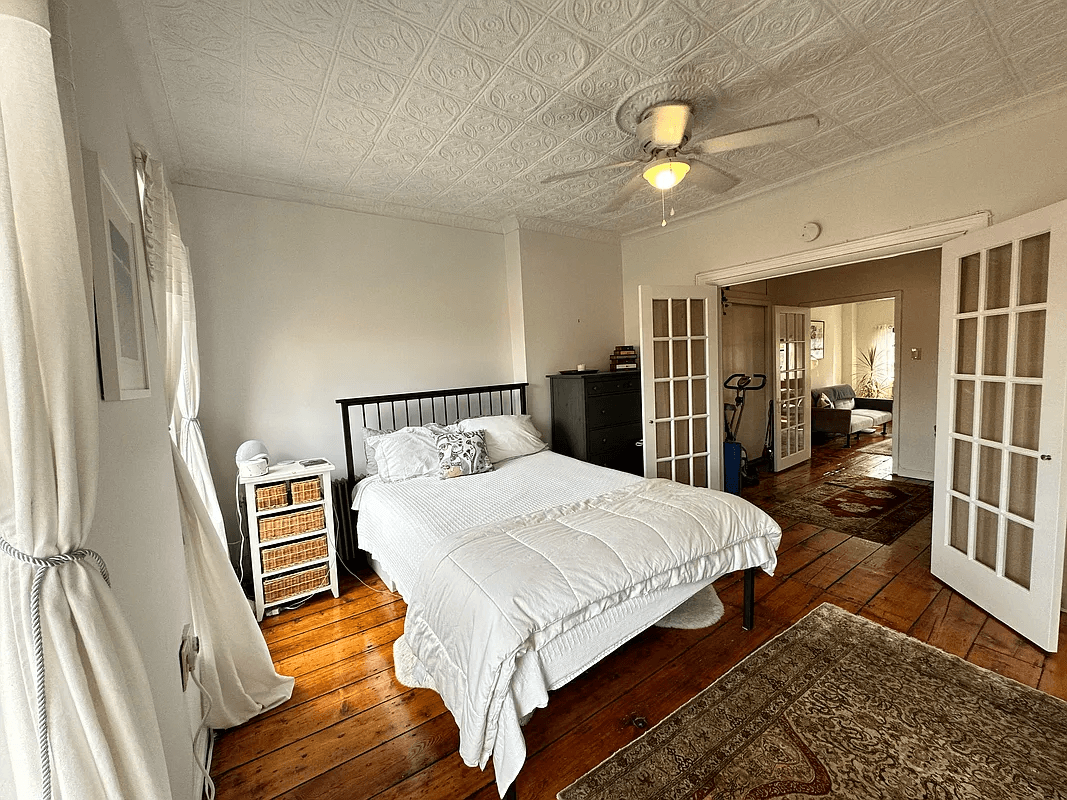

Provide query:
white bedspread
left=403, top=477, right=781, bottom=796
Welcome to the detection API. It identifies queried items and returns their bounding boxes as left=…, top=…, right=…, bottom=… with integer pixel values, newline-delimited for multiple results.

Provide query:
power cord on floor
left=189, top=668, right=216, bottom=800
left=336, top=553, right=398, bottom=595
left=232, top=475, right=247, bottom=585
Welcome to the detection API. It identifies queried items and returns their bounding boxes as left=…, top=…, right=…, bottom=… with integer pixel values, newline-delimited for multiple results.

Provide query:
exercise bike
left=723, top=373, right=766, bottom=495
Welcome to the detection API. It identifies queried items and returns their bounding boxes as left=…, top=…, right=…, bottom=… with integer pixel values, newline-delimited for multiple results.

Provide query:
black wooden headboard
left=336, top=382, right=528, bottom=482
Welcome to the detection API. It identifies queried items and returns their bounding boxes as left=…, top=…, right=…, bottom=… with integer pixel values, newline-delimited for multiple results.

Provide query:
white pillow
left=364, top=424, right=452, bottom=482
left=457, top=414, right=547, bottom=463
left=834, top=397, right=856, bottom=410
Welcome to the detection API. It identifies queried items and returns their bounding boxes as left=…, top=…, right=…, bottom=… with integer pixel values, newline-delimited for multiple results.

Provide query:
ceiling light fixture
left=643, top=157, right=690, bottom=190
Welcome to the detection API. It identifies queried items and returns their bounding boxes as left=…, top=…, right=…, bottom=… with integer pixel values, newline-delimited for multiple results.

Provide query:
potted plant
left=854, top=344, right=893, bottom=399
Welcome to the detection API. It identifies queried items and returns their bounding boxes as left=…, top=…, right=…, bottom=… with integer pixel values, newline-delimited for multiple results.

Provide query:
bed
left=337, top=383, right=782, bottom=799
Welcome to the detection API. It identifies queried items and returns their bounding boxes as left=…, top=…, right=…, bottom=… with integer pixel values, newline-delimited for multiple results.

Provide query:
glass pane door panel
left=693, top=457, right=707, bottom=488
left=982, top=315, right=1008, bottom=376
left=1015, top=311, right=1045, bottom=378
left=975, top=508, right=999, bottom=570
left=693, top=418, right=707, bottom=453
left=1011, top=384, right=1041, bottom=450
left=954, top=380, right=975, bottom=436
left=692, top=379, right=707, bottom=414
left=656, top=422, right=671, bottom=458
left=655, top=382, right=670, bottom=417
left=652, top=300, right=669, bottom=337
left=1018, top=232, right=1050, bottom=305
left=691, top=341, right=706, bottom=375
left=671, top=299, right=688, bottom=336
left=675, top=459, right=689, bottom=484
left=1005, top=521, right=1034, bottom=589
left=957, top=318, right=977, bottom=374
left=673, top=381, right=688, bottom=416
left=672, top=340, right=688, bottom=377
left=1007, top=453, right=1037, bottom=521
left=979, top=382, right=1004, bottom=442
left=950, top=496, right=970, bottom=553
left=977, top=446, right=1001, bottom=507
left=985, top=243, right=1012, bottom=310
left=657, top=462, right=671, bottom=479
left=959, top=253, right=980, bottom=313
left=654, top=341, right=669, bottom=378
left=952, top=439, right=972, bottom=495
left=690, top=300, right=705, bottom=335
left=674, top=420, right=690, bottom=455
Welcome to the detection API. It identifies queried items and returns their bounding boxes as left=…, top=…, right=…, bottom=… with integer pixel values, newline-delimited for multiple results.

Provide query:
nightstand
left=240, top=460, right=340, bottom=621
left=548, top=372, right=644, bottom=475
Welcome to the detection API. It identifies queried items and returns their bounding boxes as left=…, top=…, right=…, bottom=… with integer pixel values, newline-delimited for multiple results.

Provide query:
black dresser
left=548, top=371, right=644, bottom=476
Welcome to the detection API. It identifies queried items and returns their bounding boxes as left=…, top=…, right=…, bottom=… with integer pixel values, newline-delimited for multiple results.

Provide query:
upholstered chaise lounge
left=811, top=384, right=892, bottom=447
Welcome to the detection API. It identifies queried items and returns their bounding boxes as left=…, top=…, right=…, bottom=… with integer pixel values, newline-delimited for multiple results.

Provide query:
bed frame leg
left=504, top=782, right=518, bottom=800
left=742, top=567, right=756, bottom=631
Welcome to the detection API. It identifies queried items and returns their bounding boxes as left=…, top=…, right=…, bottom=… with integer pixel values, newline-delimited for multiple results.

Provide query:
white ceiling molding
left=504, top=215, right=620, bottom=243
left=694, top=211, right=991, bottom=286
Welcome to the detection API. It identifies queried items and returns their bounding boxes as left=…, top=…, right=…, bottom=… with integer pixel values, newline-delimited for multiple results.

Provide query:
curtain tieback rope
left=0, top=537, right=110, bottom=800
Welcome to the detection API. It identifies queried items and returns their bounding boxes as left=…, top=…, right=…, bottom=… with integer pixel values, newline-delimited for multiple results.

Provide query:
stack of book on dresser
left=610, top=345, right=639, bottom=371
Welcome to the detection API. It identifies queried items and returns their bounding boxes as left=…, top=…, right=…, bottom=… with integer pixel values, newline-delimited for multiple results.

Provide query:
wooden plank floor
left=211, top=433, right=1067, bottom=799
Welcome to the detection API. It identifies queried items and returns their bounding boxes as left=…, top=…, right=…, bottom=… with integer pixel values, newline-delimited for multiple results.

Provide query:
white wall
left=70, top=0, right=200, bottom=796
left=809, top=303, right=842, bottom=389
left=172, top=186, right=516, bottom=535
left=507, top=228, right=625, bottom=442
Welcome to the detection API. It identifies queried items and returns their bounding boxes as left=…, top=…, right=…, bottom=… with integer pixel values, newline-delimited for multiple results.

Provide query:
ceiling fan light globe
left=643, top=160, right=690, bottom=190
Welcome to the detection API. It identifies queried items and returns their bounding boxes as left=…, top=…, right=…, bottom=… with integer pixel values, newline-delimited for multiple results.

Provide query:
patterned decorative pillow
left=817, top=392, right=833, bottom=409
left=435, top=430, right=493, bottom=480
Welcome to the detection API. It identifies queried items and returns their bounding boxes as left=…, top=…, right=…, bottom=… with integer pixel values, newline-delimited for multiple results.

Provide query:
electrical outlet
left=178, top=624, right=199, bottom=692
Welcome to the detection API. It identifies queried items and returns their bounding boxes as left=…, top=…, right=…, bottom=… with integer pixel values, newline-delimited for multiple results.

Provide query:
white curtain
left=0, top=6, right=171, bottom=798
left=141, top=155, right=294, bottom=728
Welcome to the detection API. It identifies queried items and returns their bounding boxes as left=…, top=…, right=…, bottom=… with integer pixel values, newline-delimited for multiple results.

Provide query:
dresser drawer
left=586, top=375, right=640, bottom=396
left=587, top=391, right=641, bottom=429
left=588, top=423, right=643, bottom=458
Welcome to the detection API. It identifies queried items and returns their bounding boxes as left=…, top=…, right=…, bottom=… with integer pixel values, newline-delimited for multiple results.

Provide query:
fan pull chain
left=670, top=185, right=676, bottom=217
left=660, top=190, right=666, bottom=226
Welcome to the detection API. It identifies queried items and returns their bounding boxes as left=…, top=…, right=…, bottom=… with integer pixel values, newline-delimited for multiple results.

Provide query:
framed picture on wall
left=83, top=148, right=151, bottom=401
left=810, top=320, right=825, bottom=360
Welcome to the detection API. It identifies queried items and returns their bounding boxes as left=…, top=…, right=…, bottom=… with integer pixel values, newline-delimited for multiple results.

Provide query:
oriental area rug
left=558, top=604, right=1067, bottom=800
left=774, top=476, right=931, bottom=545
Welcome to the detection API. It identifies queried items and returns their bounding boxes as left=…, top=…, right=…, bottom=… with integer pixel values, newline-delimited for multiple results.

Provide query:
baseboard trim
left=895, top=467, right=934, bottom=482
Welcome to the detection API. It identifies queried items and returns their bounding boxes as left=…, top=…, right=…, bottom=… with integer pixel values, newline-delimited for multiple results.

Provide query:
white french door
left=933, top=198, right=1067, bottom=651
left=639, top=285, right=722, bottom=490
left=772, top=305, right=811, bottom=472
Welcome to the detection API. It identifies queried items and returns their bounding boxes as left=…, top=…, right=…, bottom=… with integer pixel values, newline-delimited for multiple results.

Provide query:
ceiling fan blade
left=683, top=114, right=819, bottom=156
left=601, top=169, right=649, bottom=212
left=541, top=159, right=641, bottom=184
left=686, top=160, right=740, bottom=194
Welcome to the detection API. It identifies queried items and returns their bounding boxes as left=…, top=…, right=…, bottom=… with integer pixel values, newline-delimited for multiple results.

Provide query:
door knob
left=1041, top=454, right=1052, bottom=461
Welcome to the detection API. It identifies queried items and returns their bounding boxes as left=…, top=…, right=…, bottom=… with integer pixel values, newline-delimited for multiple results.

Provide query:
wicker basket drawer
left=259, top=506, right=326, bottom=543
left=255, top=482, right=288, bottom=511
left=262, top=564, right=330, bottom=605
left=261, top=534, right=328, bottom=574
left=291, top=477, right=322, bottom=504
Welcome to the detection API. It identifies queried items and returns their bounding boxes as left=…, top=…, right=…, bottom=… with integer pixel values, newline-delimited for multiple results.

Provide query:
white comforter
left=402, top=477, right=781, bottom=796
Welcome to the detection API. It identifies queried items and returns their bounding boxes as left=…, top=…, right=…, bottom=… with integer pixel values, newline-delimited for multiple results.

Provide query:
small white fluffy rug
left=394, top=585, right=724, bottom=689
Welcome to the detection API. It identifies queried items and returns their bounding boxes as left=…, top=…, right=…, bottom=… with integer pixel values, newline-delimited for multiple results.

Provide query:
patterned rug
left=558, top=604, right=1067, bottom=800
left=859, top=436, right=893, bottom=456
left=774, top=476, right=931, bottom=545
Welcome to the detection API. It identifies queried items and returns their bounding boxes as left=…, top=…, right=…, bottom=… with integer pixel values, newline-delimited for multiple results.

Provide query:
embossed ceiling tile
left=744, top=149, right=810, bottom=181
left=306, top=130, right=372, bottom=160
left=247, top=0, right=347, bottom=47
left=723, top=89, right=813, bottom=129
left=575, top=117, right=635, bottom=154
left=504, top=126, right=562, bottom=158
left=479, top=148, right=532, bottom=176
left=995, top=4, right=1067, bottom=54
left=895, top=36, right=996, bottom=94
left=300, top=169, right=358, bottom=194
left=921, top=62, right=1022, bottom=121
left=395, top=82, right=469, bottom=132
left=671, top=0, right=765, bottom=33
left=792, top=51, right=883, bottom=105
left=824, top=76, right=910, bottom=121
left=246, top=21, right=332, bottom=87
left=435, top=136, right=490, bottom=171
left=169, top=95, right=242, bottom=130
left=785, top=124, right=866, bottom=165
left=568, top=52, right=649, bottom=110
left=839, top=0, right=956, bottom=42
left=454, top=166, right=509, bottom=191
left=479, top=67, right=554, bottom=119
left=1012, top=41, right=1067, bottom=93
left=515, top=20, right=599, bottom=85
left=457, top=105, right=521, bottom=142
left=760, top=20, right=865, bottom=86
left=714, top=67, right=781, bottom=113
left=670, top=41, right=751, bottom=96
left=371, top=0, right=453, bottom=29
left=147, top=0, right=244, bottom=64
left=543, top=142, right=603, bottom=173
left=533, top=93, right=600, bottom=133
left=445, top=0, right=539, bottom=60
left=380, top=115, right=445, bottom=154
left=338, top=7, right=428, bottom=74
left=318, top=100, right=388, bottom=138
left=432, top=185, right=495, bottom=209
left=723, top=0, right=828, bottom=59
left=412, top=155, right=469, bottom=183
left=246, top=76, right=319, bottom=115
left=154, top=41, right=242, bottom=105
left=615, top=3, right=710, bottom=73
left=415, top=38, right=500, bottom=101
left=845, top=98, right=937, bottom=146
left=364, top=145, right=426, bottom=171
left=329, top=55, right=406, bottom=112
left=561, top=0, right=651, bottom=46
left=873, top=3, right=989, bottom=67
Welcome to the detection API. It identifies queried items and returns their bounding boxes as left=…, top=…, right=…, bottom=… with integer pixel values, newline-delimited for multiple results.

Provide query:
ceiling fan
left=542, top=103, right=819, bottom=214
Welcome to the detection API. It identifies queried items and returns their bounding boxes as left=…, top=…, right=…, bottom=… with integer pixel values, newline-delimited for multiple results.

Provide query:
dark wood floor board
left=213, top=432, right=1067, bottom=800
